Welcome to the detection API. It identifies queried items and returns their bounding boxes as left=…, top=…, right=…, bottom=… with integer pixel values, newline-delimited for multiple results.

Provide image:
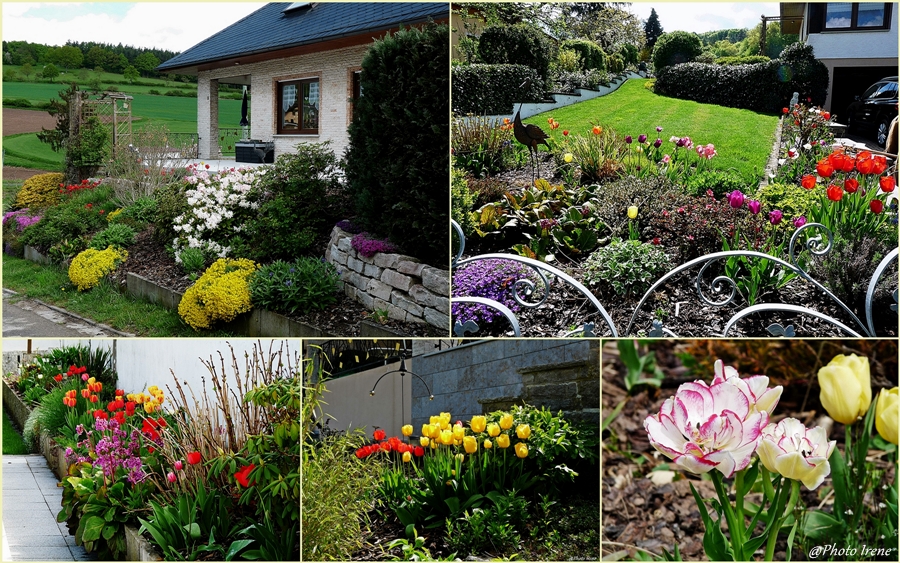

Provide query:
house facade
left=157, top=2, right=449, bottom=160
left=780, top=2, right=898, bottom=115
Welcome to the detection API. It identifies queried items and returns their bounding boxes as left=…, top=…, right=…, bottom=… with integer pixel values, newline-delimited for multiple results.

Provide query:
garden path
left=2, top=455, right=91, bottom=561
left=2, top=290, right=126, bottom=338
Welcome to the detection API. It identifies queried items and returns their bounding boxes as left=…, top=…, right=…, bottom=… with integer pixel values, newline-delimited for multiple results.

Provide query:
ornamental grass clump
left=68, top=247, right=128, bottom=291
left=178, top=258, right=257, bottom=330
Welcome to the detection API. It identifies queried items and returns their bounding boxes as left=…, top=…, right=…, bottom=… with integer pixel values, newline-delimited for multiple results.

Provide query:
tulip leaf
left=739, top=463, right=759, bottom=498
left=800, top=510, right=843, bottom=540
left=785, top=519, right=798, bottom=561
left=690, top=483, right=731, bottom=561
left=828, top=447, right=850, bottom=516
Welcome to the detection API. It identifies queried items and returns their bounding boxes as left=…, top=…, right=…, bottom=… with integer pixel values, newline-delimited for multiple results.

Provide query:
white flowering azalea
left=757, top=418, right=835, bottom=490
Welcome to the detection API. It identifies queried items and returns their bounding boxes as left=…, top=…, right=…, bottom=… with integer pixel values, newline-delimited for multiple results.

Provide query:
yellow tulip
left=144, top=402, right=155, bottom=414
left=515, top=442, right=528, bottom=458
left=499, top=414, right=513, bottom=430
left=818, top=354, right=872, bottom=424
left=422, top=423, right=433, bottom=437
left=563, top=153, right=573, bottom=163
left=516, top=424, right=531, bottom=440
left=627, top=205, right=638, bottom=219
left=420, top=436, right=430, bottom=447
left=429, top=416, right=440, bottom=426
left=876, top=387, right=898, bottom=445
left=484, top=439, right=493, bottom=449
left=402, top=451, right=411, bottom=463
left=463, top=435, right=478, bottom=454
left=431, top=440, right=438, bottom=449
left=497, top=434, right=510, bottom=448
left=470, top=415, right=487, bottom=434
left=401, top=424, right=413, bottom=437
left=439, top=412, right=451, bottom=425
left=430, top=425, right=441, bottom=440
left=487, top=423, right=500, bottom=437
left=452, top=425, right=465, bottom=441
left=455, top=453, right=465, bottom=462
left=440, top=429, right=453, bottom=445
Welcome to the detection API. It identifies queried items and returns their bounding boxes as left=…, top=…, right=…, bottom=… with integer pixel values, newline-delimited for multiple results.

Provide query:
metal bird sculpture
left=513, top=78, right=550, bottom=184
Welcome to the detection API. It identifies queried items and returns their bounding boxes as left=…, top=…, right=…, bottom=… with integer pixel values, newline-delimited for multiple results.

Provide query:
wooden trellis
left=79, top=92, right=133, bottom=156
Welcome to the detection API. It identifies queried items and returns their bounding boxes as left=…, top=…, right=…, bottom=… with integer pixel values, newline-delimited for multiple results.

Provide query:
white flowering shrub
left=171, top=164, right=262, bottom=263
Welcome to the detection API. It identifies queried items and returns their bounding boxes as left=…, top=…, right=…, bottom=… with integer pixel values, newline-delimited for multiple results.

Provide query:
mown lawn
left=4, top=132, right=65, bottom=170
left=3, top=255, right=236, bottom=337
left=524, top=79, right=779, bottom=181
left=2, top=410, right=31, bottom=455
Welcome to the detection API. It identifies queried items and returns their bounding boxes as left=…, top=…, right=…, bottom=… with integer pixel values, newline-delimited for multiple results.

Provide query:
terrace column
left=198, top=76, right=219, bottom=159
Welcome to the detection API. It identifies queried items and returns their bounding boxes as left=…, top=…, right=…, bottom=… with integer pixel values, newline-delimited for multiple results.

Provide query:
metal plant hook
left=368, top=357, right=435, bottom=400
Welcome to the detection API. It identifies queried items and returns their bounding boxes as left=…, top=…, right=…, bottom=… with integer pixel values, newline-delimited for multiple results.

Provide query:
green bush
left=68, top=116, right=109, bottom=169
left=344, top=23, right=449, bottom=265
left=779, top=42, right=829, bottom=107
left=248, top=258, right=340, bottom=315
left=451, top=167, right=477, bottom=237
left=619, top=43, right=639, bottom=66
left=89, top=223, right=136, bottom=250
left=478, top=24, right=554, bottom=86
left=121, top=196, right=158, bottom=225
left=684, top=169, right=755, bottom=198
left=20, top=184, right=118, bottom=251
left=652, top=31, right=703, bottom=70
left=452, top=64, right=543, bottom=115
left=243, top=142, right=342, bottom=262
left=561, top=39, right=606, bottom=71
left=716, top=55, right=770, bottom=66
left=583, top=239, right=671, bottom=298
left=151, top=182, right=190, bottom=245
left=756, top=181, right=820, bottom=219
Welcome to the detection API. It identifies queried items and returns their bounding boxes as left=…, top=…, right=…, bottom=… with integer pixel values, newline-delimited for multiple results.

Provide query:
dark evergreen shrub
left=452, top=64, right=543, bottom=114
left=478, top=24, right=554, bottom=86
left=778, top=42, right=829, bottom=107
left=652, top=31, right=703, bottom=70
left=561, top=39, right=606, bottom=71
left=343, top=23, right=450, bottom=266
left=715, top=55, right=771, bottom=66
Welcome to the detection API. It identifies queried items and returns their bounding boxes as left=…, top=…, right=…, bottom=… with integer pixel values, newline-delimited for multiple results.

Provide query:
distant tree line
left=1, top=40, right=195, bottom=83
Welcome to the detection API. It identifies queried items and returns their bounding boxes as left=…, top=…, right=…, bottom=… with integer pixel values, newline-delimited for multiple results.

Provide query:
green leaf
left=829, top=446, right=849, bottom=515
left=690, top=483, right=730, bottom=561
left=184, top=522, right=201, bottom=540
left=102, top=523, right=117, bottom=541
left=225, top=539, right=254, bottom=561
left=80, top=515, right=105, bottom=543
left=801, top=510, right=844, bottom=540
left=785, top=520, right=798, bottom=561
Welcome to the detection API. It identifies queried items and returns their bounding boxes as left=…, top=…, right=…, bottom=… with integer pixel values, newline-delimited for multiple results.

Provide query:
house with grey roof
left=158, top=2, right=449, bottom=160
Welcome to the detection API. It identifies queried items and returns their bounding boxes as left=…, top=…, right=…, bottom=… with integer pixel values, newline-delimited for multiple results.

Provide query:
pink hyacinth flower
left=644, top=360, right=782, bottom=477
left=757, top=418, right=835, bottom=490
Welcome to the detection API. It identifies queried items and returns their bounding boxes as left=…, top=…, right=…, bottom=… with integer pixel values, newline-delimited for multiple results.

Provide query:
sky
left=628, top=2, right=780, bottom=34
left=2, top=3, right=263, bottom=52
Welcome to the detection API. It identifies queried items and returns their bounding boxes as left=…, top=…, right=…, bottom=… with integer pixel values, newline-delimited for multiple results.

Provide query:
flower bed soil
left=111, top=228, right=442, bottom=337
left=601, top=341, right=898, bottom=561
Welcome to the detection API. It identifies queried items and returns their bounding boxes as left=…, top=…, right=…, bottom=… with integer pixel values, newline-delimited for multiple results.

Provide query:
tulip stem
left=711, top=471, right=743, bottom=559
left=764, top=479, right=800, bottom=561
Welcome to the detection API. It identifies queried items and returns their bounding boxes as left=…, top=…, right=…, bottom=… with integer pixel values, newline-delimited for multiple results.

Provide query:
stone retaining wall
left=326, top=226, right=450, bottom=330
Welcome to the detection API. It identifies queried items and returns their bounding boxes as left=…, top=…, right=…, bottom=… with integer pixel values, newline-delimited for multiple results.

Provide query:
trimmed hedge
left=652, top=31, right=703, bottom=70
left=452, top=64, right=544, bottom=115
left=343, top=23, right=449, bottom=266
left=561, top=39, right=606, bottom=71
left=654, top=43, right=828, bottom=112
left=478, top=24, right=554, bottom=86
left=715, top=55, right=770, bottom=66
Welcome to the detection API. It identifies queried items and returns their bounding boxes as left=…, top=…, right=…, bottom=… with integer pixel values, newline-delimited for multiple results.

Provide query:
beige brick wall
left=198, top=43, right=370, bottom=159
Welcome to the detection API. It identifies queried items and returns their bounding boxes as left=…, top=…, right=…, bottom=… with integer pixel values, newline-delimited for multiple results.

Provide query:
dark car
left=846, top=76, right=898, bottom=148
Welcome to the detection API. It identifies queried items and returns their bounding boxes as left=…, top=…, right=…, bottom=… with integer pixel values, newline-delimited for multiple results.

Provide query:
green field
left=524, top=79, right=779, bottom=180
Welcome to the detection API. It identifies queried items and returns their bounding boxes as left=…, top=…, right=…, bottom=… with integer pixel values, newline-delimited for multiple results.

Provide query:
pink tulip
left=644, top=360, right=782, bottom=477
left=167, top=471, right=176, bottom=483
left=757, top=418, right=835, bottom=490
left=747, top=200, right=761, bottom=215
left=174, top=460, right=184, bottom=471
left=727, top=190, right=744, bottom=209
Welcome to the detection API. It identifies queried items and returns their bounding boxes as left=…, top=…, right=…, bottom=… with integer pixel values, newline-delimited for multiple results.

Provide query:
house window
left=278, top=78, right=318, bottom=134
left=824, top=2, right=891, bottom=30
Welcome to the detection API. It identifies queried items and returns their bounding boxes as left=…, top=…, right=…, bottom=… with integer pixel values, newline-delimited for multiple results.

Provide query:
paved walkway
left=2, top=290, right=128, bottom=338
left=2, top=455, right=91, bottom=561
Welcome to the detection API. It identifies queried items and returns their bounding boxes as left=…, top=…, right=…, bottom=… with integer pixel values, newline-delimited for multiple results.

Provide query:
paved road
left=2, top=290, right=125, bottom=338
left=2, top=455, right=92, bottom=561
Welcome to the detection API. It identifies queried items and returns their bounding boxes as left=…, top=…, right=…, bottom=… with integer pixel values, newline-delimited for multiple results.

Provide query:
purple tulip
left=638, top=134, right=648, bottom=144
left=769, top=210, right=783, bottom=225
left=747, top=200, right=761, bottom=215
left=793, top=216, right=807, bottom=228
left=625, top=135, right=633, bottom=144
left=657, top=125, right=663, bottom=132
left=654, top=138, right=662, bottom=148
left=727, top=190, right=744, bottom=209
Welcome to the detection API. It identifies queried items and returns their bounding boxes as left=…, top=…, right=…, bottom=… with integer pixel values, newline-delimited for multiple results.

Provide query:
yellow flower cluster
left=417, top=411, right=531, bottom=458
left=14, top=172, right=65, bottom=210
left=107, top=208, right=124, bottom=223
left=68, top=247, right=128, bottom=291
left=178, top=258, right=258, bottom=330
left=126, top=385, right=166, bottom=413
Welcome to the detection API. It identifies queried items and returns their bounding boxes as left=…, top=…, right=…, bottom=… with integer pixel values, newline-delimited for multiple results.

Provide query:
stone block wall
left=326, top=226, right=450, bottom=331
left=409, top=340, right=600, bottom=428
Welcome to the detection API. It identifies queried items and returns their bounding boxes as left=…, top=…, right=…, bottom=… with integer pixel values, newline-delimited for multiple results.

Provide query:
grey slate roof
left=157, top=2, right=448, bottom=72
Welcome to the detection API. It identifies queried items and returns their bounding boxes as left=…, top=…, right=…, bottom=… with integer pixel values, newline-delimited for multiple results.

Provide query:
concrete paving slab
left=4, top=535, right=70, bottom=547
left=7, top=546, right=81, bottom=560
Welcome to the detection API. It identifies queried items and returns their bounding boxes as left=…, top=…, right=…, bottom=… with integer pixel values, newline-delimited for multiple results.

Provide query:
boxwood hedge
left=561, top=39, right=606, bottom=71
left=452, top=64, right=544, bottom=115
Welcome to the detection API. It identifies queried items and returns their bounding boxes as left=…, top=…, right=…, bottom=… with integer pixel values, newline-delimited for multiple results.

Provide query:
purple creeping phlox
left=452, top=259, right=538, bottom=326
left=351, top=232, right=398, bottom=258
left=2, top=209, right=42, bottom=232
left=335, top=219, right=365, bottom=234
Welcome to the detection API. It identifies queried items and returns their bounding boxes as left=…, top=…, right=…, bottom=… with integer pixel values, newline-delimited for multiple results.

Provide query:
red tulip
left=873, top=155, right=888, bottom=175
left=826, top=184, right=843, bottom=202
left=823, top=111, right=830, bottom=120
left=816, top=159, right=834, bottom=178
left=234, top=464, right=255, bottom=488
left=115, top=389, right=125, bottom=397
left=414, top=446, right=425, bottom=457
left=187, top=451, right=202, bottom=465
left=880, top=176, right=896, bottom=193
left=373, top=428, right=386, bottom=441
left=870, top=199, right=884, bottom=214
left=54, top=374, right=63, bottom=382
left=562, top=130, right=569, bottom=136
left=782, top=107, right=789, bottom=114
left=114, top=411, right=125, bottom=425
left=800, top=175, right=817, bottom=190
left=844, top=178, right=859, bottom=193
left=125, top=401, right=136, bottom=416
left=857, top=156, right=875, bottom=175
